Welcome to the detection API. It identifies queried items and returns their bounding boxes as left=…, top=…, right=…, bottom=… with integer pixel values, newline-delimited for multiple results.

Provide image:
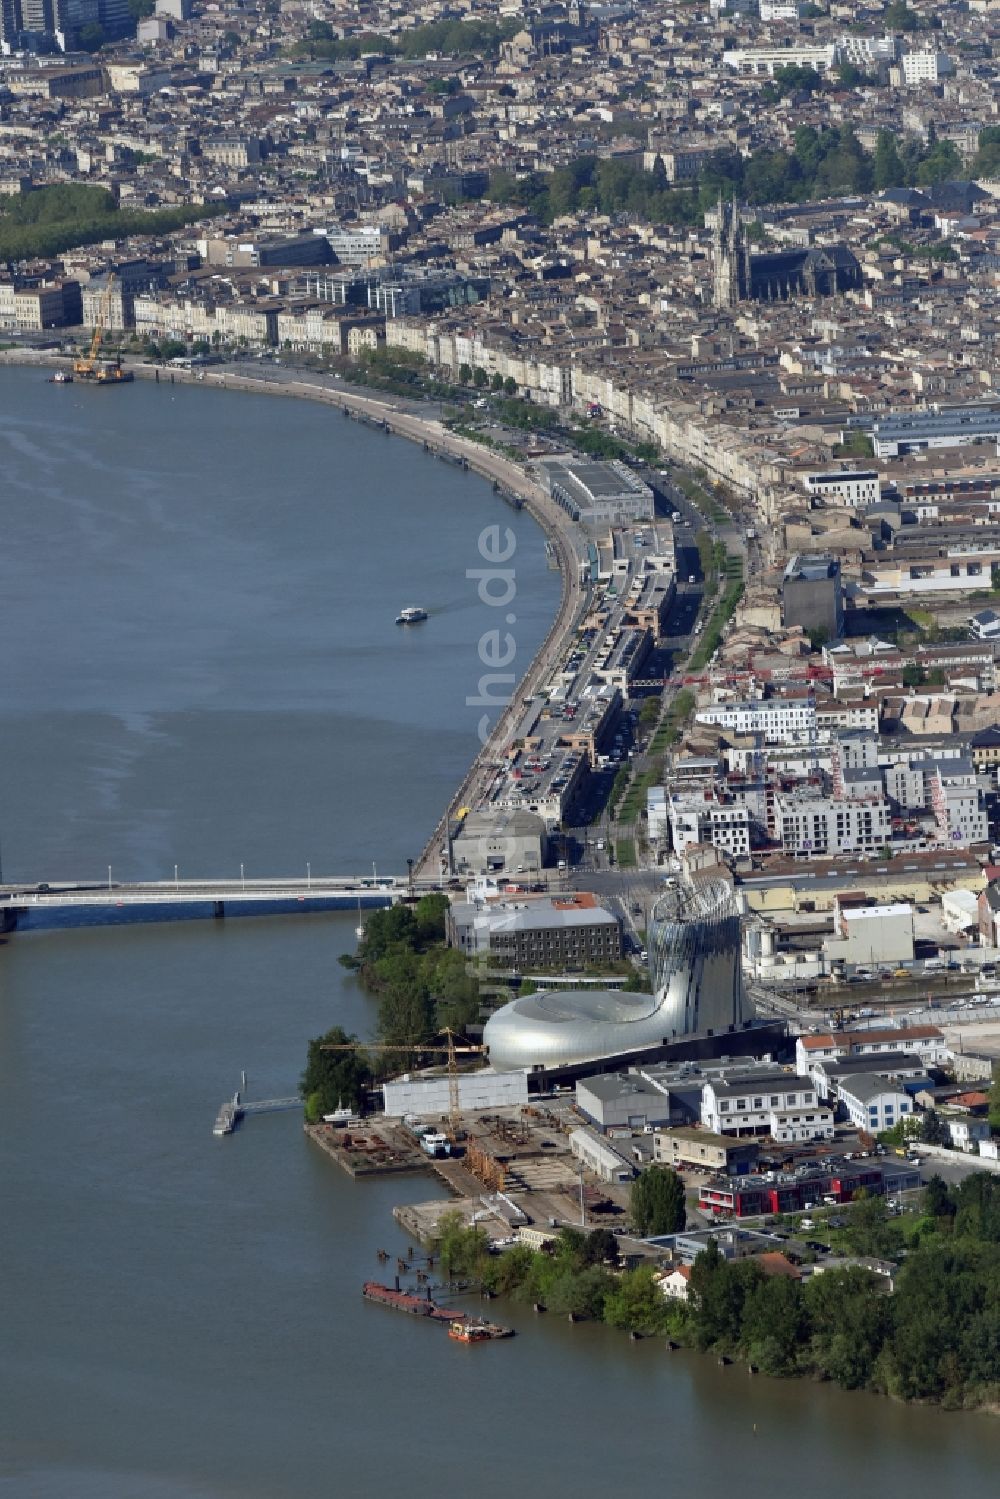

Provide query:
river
left=1, top=367, right=998, bottom=1498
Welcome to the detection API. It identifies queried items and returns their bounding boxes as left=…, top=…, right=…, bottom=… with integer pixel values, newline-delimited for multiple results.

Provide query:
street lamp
left=240, top=863, right=245, bottom=892
left=307, top=862, right=311, bottom=889
left=107, top=865, right=112, bottom=892
left=174, top=864, right=178, bottom=890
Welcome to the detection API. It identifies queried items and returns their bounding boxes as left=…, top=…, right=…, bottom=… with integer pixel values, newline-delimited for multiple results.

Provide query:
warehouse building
left=382, top=1068, right=528, bottom=1118
left=575, top=1073, right=673, bottom=1132
left=450, top=808, right=547, bottom=876
left=568, top=1126, right=636, bottom=1184
left=537, top=456, right=654, bottom=526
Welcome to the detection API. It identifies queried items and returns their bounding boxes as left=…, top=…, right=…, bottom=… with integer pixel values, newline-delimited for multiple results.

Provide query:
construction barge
left=362, top=1281, right=513, bottom=1341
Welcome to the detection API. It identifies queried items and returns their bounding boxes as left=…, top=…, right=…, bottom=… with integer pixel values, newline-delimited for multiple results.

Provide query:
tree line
left=0, top=184, right=224, bottom=264
left=485, top=124, right=980, bottom=229
left=299, top=894, right=483, bottom=1119
left=430, top=1173, right=1000, bottom=1404
left=289, top=18, right=517, bottom=63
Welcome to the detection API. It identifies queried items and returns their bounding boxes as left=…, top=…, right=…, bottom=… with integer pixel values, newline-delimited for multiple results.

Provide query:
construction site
left=307, top=1099, right=635, bottom=1246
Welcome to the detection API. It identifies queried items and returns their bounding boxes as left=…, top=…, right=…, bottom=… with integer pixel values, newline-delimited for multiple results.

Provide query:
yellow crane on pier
left=322, top=1029, right=486, bottom=1138
left=74, top=274, right=133, bottom=384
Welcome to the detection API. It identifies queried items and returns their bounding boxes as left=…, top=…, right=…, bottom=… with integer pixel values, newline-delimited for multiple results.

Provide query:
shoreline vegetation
left=437, top=1172, right=1000, bottom=1414
left=301, top=893, right=474, bottom=1120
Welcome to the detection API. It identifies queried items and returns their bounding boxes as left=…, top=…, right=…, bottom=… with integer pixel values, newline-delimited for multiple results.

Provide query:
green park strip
left=0, top=184, right=226, bottom=262
left=615, top=837, right=636, bottom=868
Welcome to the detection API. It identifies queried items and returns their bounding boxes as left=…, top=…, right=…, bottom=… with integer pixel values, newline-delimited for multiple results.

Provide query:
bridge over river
left=0, top=875, right=415, bottom=934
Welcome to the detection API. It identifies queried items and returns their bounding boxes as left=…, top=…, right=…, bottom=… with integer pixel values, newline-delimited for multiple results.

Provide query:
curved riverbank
left=6, top=348, right=587, bottom=880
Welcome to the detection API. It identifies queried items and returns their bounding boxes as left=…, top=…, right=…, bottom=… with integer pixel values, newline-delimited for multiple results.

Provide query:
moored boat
left=448, top=1319, right=514, bottom=1343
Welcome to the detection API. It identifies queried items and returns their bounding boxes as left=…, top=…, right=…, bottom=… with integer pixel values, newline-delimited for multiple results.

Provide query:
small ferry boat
left=448, top=1319, right=514, bottom=1344
left=48, top=371, right=73, bottom=384
left=395, top=606, right=428, bottom=625
left=213, top=1091, right=241, bottom=1136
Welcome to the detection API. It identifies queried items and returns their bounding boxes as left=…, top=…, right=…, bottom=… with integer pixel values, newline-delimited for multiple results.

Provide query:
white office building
left=722, top=44, right=839, bottom=76
left=668, top=793, right=751, bottom=859
left=702, top=1073, right=834, bottom=1143
left=898, top=50, right=953, bottom=85
left=774, top=790, right=892, bottom=857
left=836, top=1074, right=913, bottom=1134
left=803, top=469, right=881, bottom=509
left=694, top=697, right=818, bottom=745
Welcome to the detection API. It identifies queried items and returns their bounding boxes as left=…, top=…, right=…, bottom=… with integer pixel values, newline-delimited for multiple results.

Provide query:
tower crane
left=322, top=1029, right=486, bottom=1138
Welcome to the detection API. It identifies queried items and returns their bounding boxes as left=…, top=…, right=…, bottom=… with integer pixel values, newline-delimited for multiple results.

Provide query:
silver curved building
left=647, top=879, right=746, bottom=1038
left=484, top=879, right=749, bottom=1071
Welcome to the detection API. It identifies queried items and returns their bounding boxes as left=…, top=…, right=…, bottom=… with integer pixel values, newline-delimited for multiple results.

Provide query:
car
left=687, top=575, right=696, bottom=585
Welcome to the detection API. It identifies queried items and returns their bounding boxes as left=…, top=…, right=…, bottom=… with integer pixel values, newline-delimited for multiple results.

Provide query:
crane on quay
left=322, top=1029, right=486, bottom=1138
left=74, top=274, right=133, bottom=384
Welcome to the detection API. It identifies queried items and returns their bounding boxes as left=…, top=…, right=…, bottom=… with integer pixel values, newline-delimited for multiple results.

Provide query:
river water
left=1, top=368, right=998, bottom=1497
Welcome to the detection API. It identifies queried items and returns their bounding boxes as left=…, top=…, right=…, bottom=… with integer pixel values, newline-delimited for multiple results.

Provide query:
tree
left=630, top=1165, right=686, bottom=1236
left=436, top=1210, right=491, bottom=1277
left=603, top=1264, right=671, bottom=1334
left=923, top=1174, right=957, bottom=1222
left=953, top=1172, right=1000, bottom=1242
left=804, top=1266, right=891, bottom=1388
left=503, top=376, right=517, bottom=395
left=740, top=1274, right=807, bottom=1375
left=490, top=372, right=504, bottom=391
left=921, top=1108, right=950, bottom=1146
left=688, top=1244, right=761, bottom=1350
left=582, top=1228, right=619, bottom=1265
left=848, top=1193, right=903, bottom=1259
left=77, top=21, right=106, bottom=50
left=376, top=977, right=434, bottom=1052
left=884, top=1, right=920, bottom=31
left=413, top=891, right=449, bottom=944
left=873, top=131, right=906, bottom=190
left=916, top=140, right=962, bottom=188
left=472, top=367, right=488, bottom=388
left=299, top=1026, right=372, bottom=1118
left=458, top=363, right=472, bottom=384
left=988, top=1063, right=1000, bottom=1133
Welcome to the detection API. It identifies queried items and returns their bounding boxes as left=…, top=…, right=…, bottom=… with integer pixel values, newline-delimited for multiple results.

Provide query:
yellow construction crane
left=75, top=274, right=129, bottom=381
left=322, top=1029, right=486, bottom=1137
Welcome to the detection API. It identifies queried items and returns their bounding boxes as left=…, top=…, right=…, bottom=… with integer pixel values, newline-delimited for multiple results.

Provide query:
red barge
left=362, top=1281, right=514, bottom=1340
left=362, top=1280, right=464, bottom=1323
